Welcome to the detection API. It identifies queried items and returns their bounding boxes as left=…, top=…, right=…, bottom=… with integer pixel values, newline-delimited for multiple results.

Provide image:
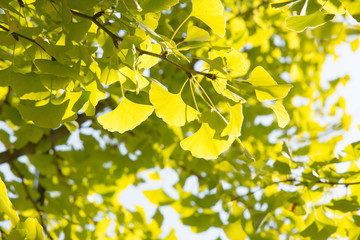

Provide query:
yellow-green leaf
left=191, top=0, right=226, bottom=37
left=285, top=11, right=335, bottom=32
left=0, top=177, right=19, bottom=226
left=225, top=50, right=246, bottom=76
left=223, top=220, right=247, bottom=240
left=23, top=218, right=45, bottom=240
left=184, top=25, right=211, bottom=42
left=149, top=82, right=198, bottom=126
left=143, top=189, right=174, bottom=205
left=180, top=123, right=234, bottom=159
left=253, top=84, right=293, bottom=101
left=221, top=103, right=243, bottom=137
left=247, top=66, right=292, bottom=101
left=97, top=97, right=154, bottom=133
left=265, top=101, right=290, bottom=128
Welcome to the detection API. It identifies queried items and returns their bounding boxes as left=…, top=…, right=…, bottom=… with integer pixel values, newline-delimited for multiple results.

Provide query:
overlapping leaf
left=149, top=82, right=198, bottom=126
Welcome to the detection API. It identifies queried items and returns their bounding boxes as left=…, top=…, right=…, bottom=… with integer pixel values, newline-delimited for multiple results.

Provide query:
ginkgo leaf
left=34, top=59, right=79, bottom=79
left=253, top=84, right=293, bottom=101
left=221, top=103, right=244, bottom=137
left=225, top=50, right=246, bottom=76
left=149, top=82, right=198, bottom=126
left=285, top=11, right=335, bottom=32
left=184, top=25, right=211, bottom=42
left=119, top=66, right=149, bottom=90
left=17, top=100, right=69, bottom=128
left=265, top=101, right=290, bottom=128
left=143, top=189, right=174, bottom=205
left=0, top=177, right=19, bottom=226
left=9, top=71, right=48, bottom=100
left=180, top=123, right=234, bottom=160
left=247, top=66, right=293, bottom=101
left=23, top=218, right=45, bottom=240
left=247, top=66, right=277, bottom=86
left=341, top=0, right=360, bottom=22
left=97, top=97, right=154, bottom=133
left=53, top=91, right=90, bottom=121
left=191, top=0, right=226, bottom=37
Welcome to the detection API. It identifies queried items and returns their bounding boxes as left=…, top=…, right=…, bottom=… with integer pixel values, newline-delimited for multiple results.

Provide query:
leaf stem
left=170, top=13, right=191, bottom=42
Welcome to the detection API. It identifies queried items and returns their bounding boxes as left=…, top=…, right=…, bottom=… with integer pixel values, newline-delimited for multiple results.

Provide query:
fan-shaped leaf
left=98, top=98, right=154, bottom=133
left=191, top=0, right=226, bottom=37
left=221, top=103, right=244, bottom=137
left=150, top=82, right=198, bottom=126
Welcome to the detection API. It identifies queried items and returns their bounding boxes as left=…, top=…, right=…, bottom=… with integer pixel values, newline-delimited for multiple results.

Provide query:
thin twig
left=0, top=24, right=56, bottom=60
left=9, top=162, right=54, bottom=240
left=70, top=10, right=216, bottom=80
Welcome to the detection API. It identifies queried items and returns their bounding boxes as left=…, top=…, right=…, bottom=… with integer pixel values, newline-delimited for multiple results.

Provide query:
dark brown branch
left=70, top=10, right=216, bottom=80
left=0, top=24, right=56, bottom=60
left=0, top=99, right=108, bottom=164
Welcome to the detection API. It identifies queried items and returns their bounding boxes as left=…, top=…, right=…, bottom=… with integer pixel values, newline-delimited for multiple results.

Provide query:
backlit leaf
left=265, top=101, right=290, bottom=128
left=221, top=103, right=243, bottom=137
left=184, top=25, right=211, bottom=42
left=0, top=177, right=19, bottom=226
left=180, top=123, right=234, bottom=159
left=285, top=11, right=335, bottom=32
left=191, top=0, right=226, bottom=37
left=97, top=97, right=154, bottom=133
left=149, top=82, right=198, bottom=126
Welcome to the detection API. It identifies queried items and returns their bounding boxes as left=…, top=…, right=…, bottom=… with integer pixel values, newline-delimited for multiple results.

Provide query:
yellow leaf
left=221, top=103, right=243, bottom=137
left=191, top=0, right=226, bottom=37
left=223, top=220, right=247, bottom=240
left=0, top=177, right=19, bottom=226
left=285, top=11, right=335, bottom=32
left=149, top=82, right=198, bottom=126
left=265, top=101, right=290, bottom=128
left=143, top=189, right=174, bottom=205
left=180, top=123, right=234, bottom=159
left=225, top=50, right=246, bottom=76
left=247, top=66, right=292, bottom=101
left=119, top=66, right=149, bottom=90
left=97, top=98, right=154, bottom=133
left=23, top=218, right=45, bottom=240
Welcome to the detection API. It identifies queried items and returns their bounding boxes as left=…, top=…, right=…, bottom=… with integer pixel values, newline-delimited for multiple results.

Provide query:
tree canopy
left=0, top=0, right=360, bottom=239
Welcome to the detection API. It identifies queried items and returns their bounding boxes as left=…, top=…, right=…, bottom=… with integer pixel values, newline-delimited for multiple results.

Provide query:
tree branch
left=0, top=24, right=56, bottom=60
left=70, top=10, right=216, bottom=80
left=9, top=162, right=54, bottom=240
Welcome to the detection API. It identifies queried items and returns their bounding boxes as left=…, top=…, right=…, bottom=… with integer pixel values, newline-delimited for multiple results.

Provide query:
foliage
left=0, top=0, right=359, bottom=239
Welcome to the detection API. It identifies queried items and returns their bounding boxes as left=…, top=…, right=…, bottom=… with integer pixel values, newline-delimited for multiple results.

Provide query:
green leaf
left=97, top=97, right=154, bottom=133
left=274, top=160, right=291, bottom=174
left=138, top=0, right=179, bottom=14
left=221, top=103, right=243, bottom=137
left=9, top=72, right=49, bottom=100
left=285, top=11, right=335, bottom=32
left=191, top=0, right=226, bottom=37
left=34, top=59, right=79, bottom=79
left=265, top=101, right=290, bottom=128
left=149, top=82, right=199, bottom=126
left=184, top=25, right=211, bottom=42
left=326, top=198, right=360, bottom=212
left=0, top=177, right=19, bottom=226
left=17, top=100, right=69, bottom=128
